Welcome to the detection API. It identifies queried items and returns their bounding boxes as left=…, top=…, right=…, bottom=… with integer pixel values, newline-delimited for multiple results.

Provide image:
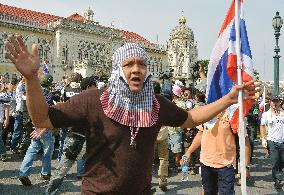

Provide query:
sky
left=1, top=0, right=284, bottom=82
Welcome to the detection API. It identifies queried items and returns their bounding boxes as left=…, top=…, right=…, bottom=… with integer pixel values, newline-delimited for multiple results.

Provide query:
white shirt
left=261, top=109, right=284, bottom=143
left=185, top=99, right=195, bottom=110
left=15, top=81, right=25, bottom=112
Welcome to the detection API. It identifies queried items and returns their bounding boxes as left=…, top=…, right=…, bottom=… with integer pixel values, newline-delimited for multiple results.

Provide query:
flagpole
left=263, top=84, right=266, bottom=110
left=235, top=0, right=247, bottom=194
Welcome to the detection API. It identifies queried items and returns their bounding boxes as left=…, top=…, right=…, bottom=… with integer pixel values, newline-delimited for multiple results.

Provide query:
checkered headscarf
left=100, top=43, right=160, bottom=127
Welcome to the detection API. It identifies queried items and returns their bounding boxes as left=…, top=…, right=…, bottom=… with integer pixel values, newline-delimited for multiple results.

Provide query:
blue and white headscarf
left=100, top=43, right=160, bottom=128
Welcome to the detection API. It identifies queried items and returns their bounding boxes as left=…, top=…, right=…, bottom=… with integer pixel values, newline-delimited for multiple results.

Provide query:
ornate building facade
left=0, top=4, right=168, bottom=81
left=166, top=15, right=198, bottom=83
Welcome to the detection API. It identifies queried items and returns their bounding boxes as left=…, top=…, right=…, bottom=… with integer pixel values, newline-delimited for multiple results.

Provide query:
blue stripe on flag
left=240, top=19, right=252, bottom=58
left=230, top=20, right=252, bottom=58
left=230, top=22, right=236, bottom=41
left=207, top=50, right=235, bottom=104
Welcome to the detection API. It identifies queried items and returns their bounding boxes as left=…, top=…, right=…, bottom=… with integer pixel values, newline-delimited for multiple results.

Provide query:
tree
left=191, top=59, right=209, bottom=83
left=253, top=69, right=260, bottom=81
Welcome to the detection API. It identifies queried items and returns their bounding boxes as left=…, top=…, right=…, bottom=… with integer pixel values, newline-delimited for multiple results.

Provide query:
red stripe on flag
left=227, top=53, right=238, bottom=84
left=219, top=0, right=235, bottom=37
left=227, top=54, right=253, bottom=84
left=230, top=99, right=254, bottom=134
left=242, top=70, right=253, bottom=82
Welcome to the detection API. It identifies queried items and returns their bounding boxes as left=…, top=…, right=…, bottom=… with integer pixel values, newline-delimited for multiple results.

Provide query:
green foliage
left=191, top=59, right=209, bottom=83
left=253, top=69, right=260, bottom=80
left=94, top=67, right=111, bottom=82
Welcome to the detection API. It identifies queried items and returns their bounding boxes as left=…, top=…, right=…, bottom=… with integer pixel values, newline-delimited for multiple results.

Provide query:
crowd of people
left=0, top=35, right=282, bottom=195
left=0, top=72, right=106, bottom=194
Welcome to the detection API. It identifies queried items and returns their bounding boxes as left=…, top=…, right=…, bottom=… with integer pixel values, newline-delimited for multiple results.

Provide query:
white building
left=166, top=15, right=198, bottom=83
left=0, top=4, right=168, bottom=81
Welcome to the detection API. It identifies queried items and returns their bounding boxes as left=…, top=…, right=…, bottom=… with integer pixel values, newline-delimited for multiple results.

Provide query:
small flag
left=42, top=60, right=49, bottom=74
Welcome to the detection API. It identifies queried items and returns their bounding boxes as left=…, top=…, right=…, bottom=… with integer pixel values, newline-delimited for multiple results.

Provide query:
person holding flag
left=184, top=0, right=255, bottom=194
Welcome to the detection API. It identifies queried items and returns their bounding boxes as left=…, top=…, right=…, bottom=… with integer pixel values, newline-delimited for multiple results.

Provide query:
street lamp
left=272, top=11, right=283, bottom=95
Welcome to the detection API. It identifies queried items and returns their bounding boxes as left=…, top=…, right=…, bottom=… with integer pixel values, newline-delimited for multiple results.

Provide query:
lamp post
left=272, top=11, right=283, bottom=95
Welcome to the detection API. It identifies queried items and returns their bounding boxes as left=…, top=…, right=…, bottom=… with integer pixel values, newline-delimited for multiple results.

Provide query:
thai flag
left=259, top=96, right=265, bottom=113
left=42, top=61, right=49, bottom=74
left=206, top=0, right=254, bottom=133
left=258, top=84, right=267, bottom=113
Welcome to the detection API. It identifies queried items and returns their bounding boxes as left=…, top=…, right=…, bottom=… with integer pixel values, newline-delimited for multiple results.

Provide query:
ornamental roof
left=66, top=13, right=85, bottom=23
left=0, top=3, right=155, bottom=47
left=169, top=16, right=193, bottom=41
left=179, top=15, right=186, bottom=25
left=170, top=24, right=193, bottom=40
left=0, top=3, right=59, bottom=24
left=122, top=30, right=155, bottom=47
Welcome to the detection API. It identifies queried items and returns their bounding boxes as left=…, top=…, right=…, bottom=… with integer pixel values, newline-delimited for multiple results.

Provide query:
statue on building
left=166, top=14, right=198, bottom=83
left=84, top=7, right=94, bottom=23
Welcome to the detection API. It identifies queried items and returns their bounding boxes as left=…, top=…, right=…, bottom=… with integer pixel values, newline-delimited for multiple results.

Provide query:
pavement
left=0, top=141, right=283, bottom=195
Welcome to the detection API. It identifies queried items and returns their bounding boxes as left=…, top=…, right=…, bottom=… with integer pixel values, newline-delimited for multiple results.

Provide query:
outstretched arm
left=180, top=129, right=203, bottom=166
left=181, top=80, right=259, bottom=129
left=198, top=64, right=206, bottom=81
left=4, top=35, right=53, bottom=128
left=3, top=104, right=10, bottom=128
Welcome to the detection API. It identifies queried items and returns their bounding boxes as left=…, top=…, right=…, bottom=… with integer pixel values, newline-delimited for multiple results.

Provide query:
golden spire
left=179, top=11, right=186, bottom=24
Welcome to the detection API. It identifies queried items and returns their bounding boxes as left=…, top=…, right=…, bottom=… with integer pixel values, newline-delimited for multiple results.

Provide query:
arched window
left=62, top=44, right=68, bottom=63
left=38, top=45, right=43, bottom=61
left=78, top=50, right=82, bottom=61
left=84, top=51, right=89, bottom=59
left=0, top=40, right=4, bottom=62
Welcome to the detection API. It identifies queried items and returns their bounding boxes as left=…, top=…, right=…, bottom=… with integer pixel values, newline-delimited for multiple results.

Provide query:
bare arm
left=260, top=125, right=266, bottom=139
left=4, top=35, right=53, bottom=128
left=181, top=129, right=203, bottom=165
left=181, top=95, right=232, bottom=128
left=198, top=64, right=207, bottom=81
left=181, top=80, right=259, bottom=129
left=186, top=130, right=202, bottom=155
left=25, top=77, right=53, bottom=128
left=3, top=104, right=9, bottom=128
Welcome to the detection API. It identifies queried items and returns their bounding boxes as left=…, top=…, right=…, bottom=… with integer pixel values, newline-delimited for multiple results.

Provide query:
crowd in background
left=0, top=70, right=283, bottom=193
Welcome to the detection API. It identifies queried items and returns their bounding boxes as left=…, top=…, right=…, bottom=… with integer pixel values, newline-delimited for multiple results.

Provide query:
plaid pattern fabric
left=100, top=43, right=160, bottom=127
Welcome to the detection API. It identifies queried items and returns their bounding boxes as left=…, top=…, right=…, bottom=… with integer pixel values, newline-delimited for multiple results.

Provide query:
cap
left=172, top=85, right=182, bottom=97
left=270, top=95, right=281, bottom=100
left=174, top=80, right=184, bottom=87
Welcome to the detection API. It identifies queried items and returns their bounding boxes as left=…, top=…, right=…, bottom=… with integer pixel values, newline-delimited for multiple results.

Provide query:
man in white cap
left=260, top=95, right=284, bottom=189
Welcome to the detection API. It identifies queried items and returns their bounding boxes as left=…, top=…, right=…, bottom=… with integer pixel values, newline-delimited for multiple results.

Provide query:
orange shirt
left=200, top=112, right=236, bottom=168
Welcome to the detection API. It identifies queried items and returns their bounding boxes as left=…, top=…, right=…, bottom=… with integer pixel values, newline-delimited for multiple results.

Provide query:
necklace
left=130, top=127, right=140, bottom=149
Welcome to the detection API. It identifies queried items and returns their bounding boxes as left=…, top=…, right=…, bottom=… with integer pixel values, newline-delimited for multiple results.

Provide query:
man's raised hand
left=4, top=35, right=40, bottom=80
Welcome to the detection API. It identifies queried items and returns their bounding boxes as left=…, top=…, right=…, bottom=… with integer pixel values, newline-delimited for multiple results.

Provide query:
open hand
left=4, top=35, right=40, bottom=80
left=30, top=128, right=47, bottom=140
left=227, top=80, right=261, bottom=104
left=3, top=119, right=9, bottom=129
left=180, top=153, right=190, bottom=166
